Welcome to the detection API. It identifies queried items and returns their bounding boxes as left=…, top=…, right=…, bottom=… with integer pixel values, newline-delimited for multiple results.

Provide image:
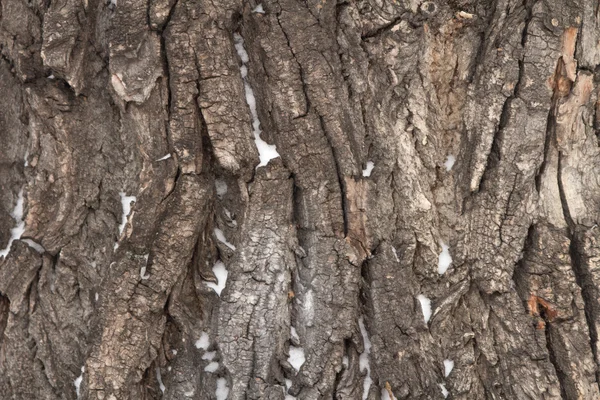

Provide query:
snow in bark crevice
left=115, top=192, right=136, bottom=249
left=205, top=260, right=228, bottom=296
left=362, top=161, right=375, bottom=177
left=74, top=366, right=84, bottom=399
left=0, top=188, right=25, bottom=258
left=443, top=359, right=454, bottom=377
left=358, top=317, right=373, bottom=400
left=233, top=33, right=280, bottom=168
left=156, top=366, right=166, bottom=393
left=438, top=241, right=452, bottom=275
left=417, top=294, right=432, bottom=323
left=216, top=377, right=230, bottom=400
left=288, top=326, right=306, bottom=371
left=444, top=155, right=455, bottom=171
left=214, top=228, right=236, bottom=250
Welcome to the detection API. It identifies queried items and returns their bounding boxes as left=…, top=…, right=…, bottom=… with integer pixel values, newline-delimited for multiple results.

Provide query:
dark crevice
left=0, top=292, right=9, bottom=344
left=286, top=175, right=305, bottom=394
left=535, top=106, right=554, bottom=192
left=160, top=167, right=182, bottom=204
left=274, top=10, right=348, bottom=235
left=473, top=1, right=532, bottom=193
left=360, top=14, right=408, bottom=40
left=317, top=114, right=349, bottom=236
left=159, top=38, right=172, bottom=115
left=569, top=232, right=600, bottom=391
left=557, top=130, right=600, bottom=391
left=466, top=0, right=501, bottom=84
left=556, top=152, right=575, bottom=229
left=157, top=0, right=179, bottom=34
left=466, top=31, right=487, bottom=84
left=274, top=12, right=310, bottom=119
left=544, top=324, right=569, bottom=399
left=511, top=223, right=535, bottom=301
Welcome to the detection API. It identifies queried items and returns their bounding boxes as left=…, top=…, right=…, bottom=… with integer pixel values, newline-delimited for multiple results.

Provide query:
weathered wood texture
left=2, top=0, right=600, bottom=398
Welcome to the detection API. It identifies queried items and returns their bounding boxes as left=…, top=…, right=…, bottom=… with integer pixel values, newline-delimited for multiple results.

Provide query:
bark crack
left=476, top=1, right=532, bottom=192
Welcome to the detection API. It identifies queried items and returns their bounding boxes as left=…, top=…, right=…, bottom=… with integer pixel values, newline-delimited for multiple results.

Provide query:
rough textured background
left=1, top=0, right=600, bottom=398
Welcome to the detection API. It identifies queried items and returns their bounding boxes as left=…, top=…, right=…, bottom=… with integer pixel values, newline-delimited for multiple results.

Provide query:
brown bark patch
left=528, top=295, right=558, bottom=322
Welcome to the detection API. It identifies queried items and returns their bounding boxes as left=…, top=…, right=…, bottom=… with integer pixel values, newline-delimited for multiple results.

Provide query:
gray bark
left=1, top=0, right=600, bottom=399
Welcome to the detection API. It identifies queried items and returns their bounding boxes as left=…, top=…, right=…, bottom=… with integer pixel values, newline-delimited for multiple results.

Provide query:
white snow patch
left=195, top=332, right=210, bottom=350
left=215, top=179, right=228, bottom=197
left=392, top=246, right=400, bottom=262
left=172, top=349, right=177, bottom=356
left=284, top=379, right=296, bottom=400
left=22, top=239, right=45, bottom=253
left=156, top=366, right=166, bottom=393
left=288, top=326, right=305, bottom=371
left=95, top=292, right=99, bottom=302
left=214, top=228, right=236, bottom=250
left=216, top=377, right=230, bottom=400
left=362, top=161, right=375, bottom=177
left=439, top=383, right=449, bottom=398
left=48, top=74, right=55, bottom=79
left=202, top=351, right=216, bottom=361
left=204, top=362, right=219, bottom=373
left=438, top=242, right=452, bottom=275
left=444, top=359, right=454, bottom=377
left=24, top=150, right=29, bottom=167
left=140, top=266, right=150, bottom=280
left=223, top=208, right=237, bottom=227
left=444, top=155, right=456, bottom=171
left=253, top=3, right=265, bottom=13
left=156, top=153, right=171, bottom=161
left=109, top=0, right=116, bottom=6
left=381, top=388, right=397, bottom=400
left=0, top=188, right=26, bottom=259
left=288, top=346, right=306, bottom=371
left=358, top=317, right=373, bottom=400
left=233, top=33, right=280, bottom=168
left=206, top=260, right=228, bottom=296
left=117, top=192, right=136, bottom=236
left=417, top=294, right=432, bottom=323
left=74, top=366, right=84, bottom=398
left=140, top=253, right=150, bottom=279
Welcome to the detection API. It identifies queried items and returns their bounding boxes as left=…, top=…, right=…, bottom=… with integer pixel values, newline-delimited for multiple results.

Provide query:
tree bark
left=1, top=0, right=600, bottom=399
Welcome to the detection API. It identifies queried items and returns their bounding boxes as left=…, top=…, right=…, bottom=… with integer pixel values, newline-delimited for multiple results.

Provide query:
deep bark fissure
left=317, top=114, right=349, bottom=236
left=476, top=1, right=532, bottom=193
left=569, top=232, right=600, bottom=390
left=556, top=151, right=575, bottom=229
left=534, top=107, right=555, bottom=192
left=544, top=323, right=570, bottom=399
left=360, top=13, right=407, bottom=40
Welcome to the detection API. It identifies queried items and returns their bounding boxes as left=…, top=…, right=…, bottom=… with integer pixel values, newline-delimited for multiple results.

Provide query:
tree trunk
left=1, top=0, right=600, bottom=398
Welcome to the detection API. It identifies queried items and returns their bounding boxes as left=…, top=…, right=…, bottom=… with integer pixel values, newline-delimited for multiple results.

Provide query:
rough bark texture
left=2, top=0, right=600, bottom=399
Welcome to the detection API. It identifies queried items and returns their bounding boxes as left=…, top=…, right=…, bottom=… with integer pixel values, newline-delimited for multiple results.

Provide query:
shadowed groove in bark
left=544, top=322, right=569, bottom=399
left=0, top=292, right=9, bottom=339
left=534, top=106, right=555, bottom=192
left=475, top=0, right=532, bottom=194
left=569, top=232, right=600, bottom=391
left=317, top=114, right=349, bottom=236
